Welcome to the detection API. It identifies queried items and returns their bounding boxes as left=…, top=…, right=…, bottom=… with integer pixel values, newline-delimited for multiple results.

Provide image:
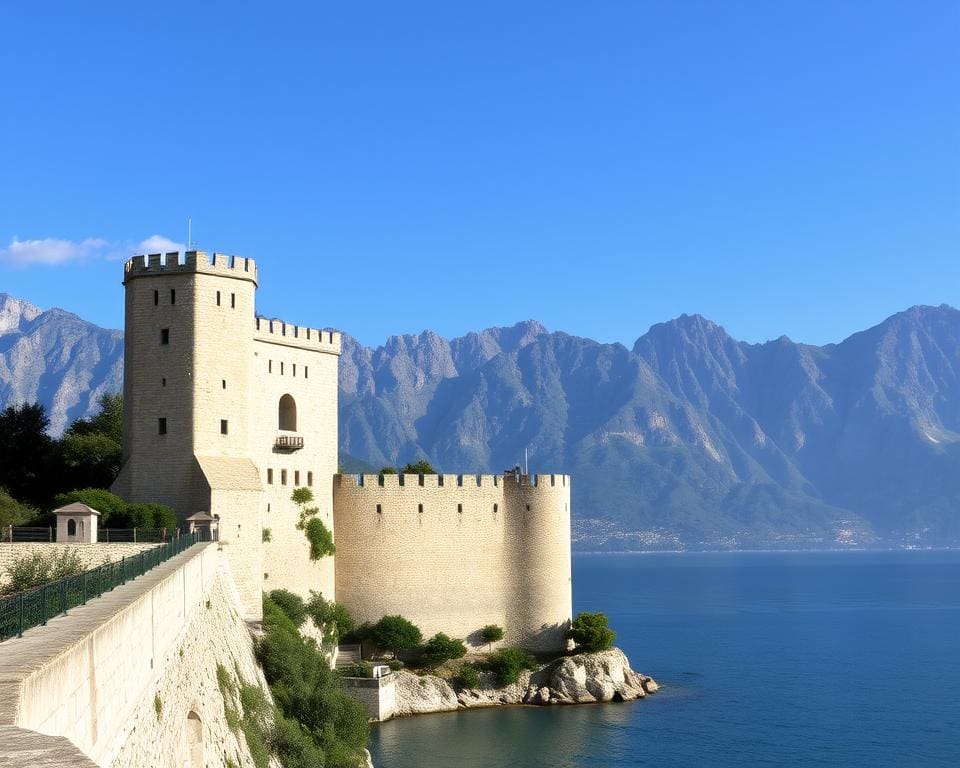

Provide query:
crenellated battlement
left=336, top=472, right=568, bottom=491
left=123, top=250, right=258, bottom=285
left=253, top=316, right=341, bottom=355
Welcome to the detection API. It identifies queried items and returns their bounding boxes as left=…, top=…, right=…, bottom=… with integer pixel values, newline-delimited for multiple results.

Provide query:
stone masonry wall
left=110, top=563, right=275, bottom=768
left=334, top=473, right=572, bottom=652
left=0, top=544, right=272, bottom=768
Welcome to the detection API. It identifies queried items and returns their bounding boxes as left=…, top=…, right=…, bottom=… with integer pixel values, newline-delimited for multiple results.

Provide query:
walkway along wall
left=0, top=543, right=271, bottom=768
left=333, top=473, right=573, bottom=652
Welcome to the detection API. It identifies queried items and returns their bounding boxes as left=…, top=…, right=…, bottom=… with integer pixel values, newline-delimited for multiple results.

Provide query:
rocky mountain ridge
left=0, top=293, right=123, bottom=435
left=2, top=290, right=958, bottom=550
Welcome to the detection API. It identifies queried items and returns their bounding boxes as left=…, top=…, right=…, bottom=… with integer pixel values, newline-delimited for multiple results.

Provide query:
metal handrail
left=0, top=531, right=201, bottom=642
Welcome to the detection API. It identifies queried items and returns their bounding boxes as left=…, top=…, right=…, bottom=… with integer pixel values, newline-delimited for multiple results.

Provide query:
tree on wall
left=400, top=459, right=436, bottom=474
left=292, top=487, right=335, bottom=559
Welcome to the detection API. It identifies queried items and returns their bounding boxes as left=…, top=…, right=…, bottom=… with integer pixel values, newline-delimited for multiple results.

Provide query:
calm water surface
left=369, top=550, right=960, bottom=767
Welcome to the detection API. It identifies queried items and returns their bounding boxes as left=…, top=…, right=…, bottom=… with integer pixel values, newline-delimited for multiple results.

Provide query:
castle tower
left=113, top=251, right=264, bottom=619
left=113, top=250, right=343, bottom=620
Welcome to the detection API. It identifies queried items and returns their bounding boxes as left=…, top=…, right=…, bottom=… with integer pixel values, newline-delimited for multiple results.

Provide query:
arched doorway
left=278, top=394, right=297, bottom=431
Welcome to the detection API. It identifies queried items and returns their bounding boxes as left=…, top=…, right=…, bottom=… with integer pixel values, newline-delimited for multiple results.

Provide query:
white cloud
left=136, top=235, right=186, bottom=254
left=0, top=234, right=187, bottom=267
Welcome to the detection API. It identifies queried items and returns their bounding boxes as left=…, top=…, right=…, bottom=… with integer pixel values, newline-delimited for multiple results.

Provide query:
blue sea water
left=369, top=551, right=960, bottom=767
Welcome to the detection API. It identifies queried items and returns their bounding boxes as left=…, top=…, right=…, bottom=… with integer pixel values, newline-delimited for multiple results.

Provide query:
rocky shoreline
left=390, top=647, right=658, bottom=717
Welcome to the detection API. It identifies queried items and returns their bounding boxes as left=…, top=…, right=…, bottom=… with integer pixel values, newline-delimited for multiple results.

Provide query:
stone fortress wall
left=253, top=317, right=340, bottom=605
left=334, top=472, right=572, bottom=652
left=0, top=544, right=270, bottom=768
left=113, top=249, right=573, bottom=652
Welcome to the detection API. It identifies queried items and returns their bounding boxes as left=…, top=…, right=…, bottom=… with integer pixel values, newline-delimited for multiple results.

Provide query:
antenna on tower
left=525, top=447, right=529, bottom=476
left=186, top=217, right=193, bottom=251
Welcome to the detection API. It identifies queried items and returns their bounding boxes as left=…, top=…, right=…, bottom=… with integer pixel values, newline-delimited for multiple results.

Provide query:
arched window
left=67, top=519, right=77, bottom=536
left=187, top=711, right=203, bottom=768
left=278, top=394, right=297, bottom=431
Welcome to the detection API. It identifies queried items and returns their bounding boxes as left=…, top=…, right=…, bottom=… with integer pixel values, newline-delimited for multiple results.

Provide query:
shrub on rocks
left=485, top=647, right=538, bottom=685
left=454, top=662, right=481, bottom=689
left=566, top=611, right=616, bottom=652
left=372, top=615, right=423, bottom=656
left=420, top=633, right=467, bottom=666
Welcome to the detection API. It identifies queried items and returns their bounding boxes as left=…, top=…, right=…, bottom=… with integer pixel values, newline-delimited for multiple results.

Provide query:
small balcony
left=275, top=434, right=304, bottom=451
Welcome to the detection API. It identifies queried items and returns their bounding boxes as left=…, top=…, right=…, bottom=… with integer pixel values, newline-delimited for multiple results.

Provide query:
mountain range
left=3, top=291, right=958, bottom=550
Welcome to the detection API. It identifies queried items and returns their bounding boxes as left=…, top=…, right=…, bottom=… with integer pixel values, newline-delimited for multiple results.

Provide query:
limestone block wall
left=0, top=543, right=159, bottom=591
left=0, top=544, right=272, bottom=768
left=333, top=473, right=572, bottom=652
left=110, top=564, right=275, bottom=768
left=254, top=325, right=340, bottom=602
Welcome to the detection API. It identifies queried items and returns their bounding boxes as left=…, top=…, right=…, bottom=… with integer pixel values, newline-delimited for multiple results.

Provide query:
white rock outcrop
left=392, top=647, right=658, bottom=717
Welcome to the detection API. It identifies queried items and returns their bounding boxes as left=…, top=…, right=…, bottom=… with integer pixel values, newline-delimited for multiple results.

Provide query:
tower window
left=160, top=328, right=169, bottom=345
left=153, top=290, right=159, bottom=306
left=162, top=377, right=166, bottom=387
left=216, top=291, right=221, bottom=306
left=281, top=469, right=287, bottom=485
left=493, top=503, right=498, bottom=514
left=418, top=503, right=423, bottom=514
left=222, top=379, right=226, bottom=389
left=280, top=362, right=284, bottom=375
left=458, top=504, right=463, bottom=514
left=304, top=367, right=309, bottom=379
left=170, top=288, right=176, bottom=304
left=294, top=470, right=300, bottom=485
left=292, top=364, right=296, bottom=377
left=267, top=469, right=273, bottom=484
left=158, top=418, right=167, bottom=435
left=231, top=293, right=235, bottom=308
left=220, top=419, right=228, bottom=435
left=526, top=504, right=531, bottom=511
left=278, top=394, right=297, bottom=431
left=307, top=472, right=313, bottom=486
left=268, top=360, right=272, bottom=373
left=376, top=504, right=382, bottom=514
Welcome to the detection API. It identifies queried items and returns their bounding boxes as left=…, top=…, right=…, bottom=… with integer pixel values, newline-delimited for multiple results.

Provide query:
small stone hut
left=54, top=502, right=101, bottom=543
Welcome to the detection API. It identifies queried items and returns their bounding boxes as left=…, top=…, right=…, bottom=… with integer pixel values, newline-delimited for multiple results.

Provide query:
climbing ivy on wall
left=291, top=488, right=335, bottom=560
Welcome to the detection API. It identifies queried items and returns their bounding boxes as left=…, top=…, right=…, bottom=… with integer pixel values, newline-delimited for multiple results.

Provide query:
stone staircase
left=335, top=644, right=361, bottom=669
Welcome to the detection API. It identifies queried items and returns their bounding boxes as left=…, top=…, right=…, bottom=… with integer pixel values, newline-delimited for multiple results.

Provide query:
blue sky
left=1, top=1, right=957, bottom=347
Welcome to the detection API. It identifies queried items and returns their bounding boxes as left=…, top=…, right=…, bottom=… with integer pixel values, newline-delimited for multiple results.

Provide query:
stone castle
left=111, top=251, right=572, bottom=651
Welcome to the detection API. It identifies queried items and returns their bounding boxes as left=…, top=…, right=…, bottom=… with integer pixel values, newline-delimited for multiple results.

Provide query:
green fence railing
left=0, top=531, right=201, bottom=642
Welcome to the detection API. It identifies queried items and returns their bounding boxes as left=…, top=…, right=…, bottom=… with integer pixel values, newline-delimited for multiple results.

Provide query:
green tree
left=420, top=633, right=467, bottom=666
left=379, top=466, right=397, bottom=474
left=372, top=615, right=423, bottom=656
left=123, top=502, right=177, bottom=531
left=268, top=589, right=307, bottom=628
left=565, top=611, right=616, bottom=652
left=257, top=594, right=369, bottom=767
left=52, top=488, right=127, bottom=524
left=479, top=624, right=504, bottom=649
left=0, top=402, right=56, bottom=507
left=305, top=591, right=354, bottom=643
left=400, top=459, right=436, bottom=474
left=58, top=395, right=125, bottom=490
left=0, top=487, right=38, bottom=529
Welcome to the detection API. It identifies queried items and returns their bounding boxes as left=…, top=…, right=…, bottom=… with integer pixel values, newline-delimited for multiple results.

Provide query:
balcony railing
left=275, top=434, right=304, bottom=451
